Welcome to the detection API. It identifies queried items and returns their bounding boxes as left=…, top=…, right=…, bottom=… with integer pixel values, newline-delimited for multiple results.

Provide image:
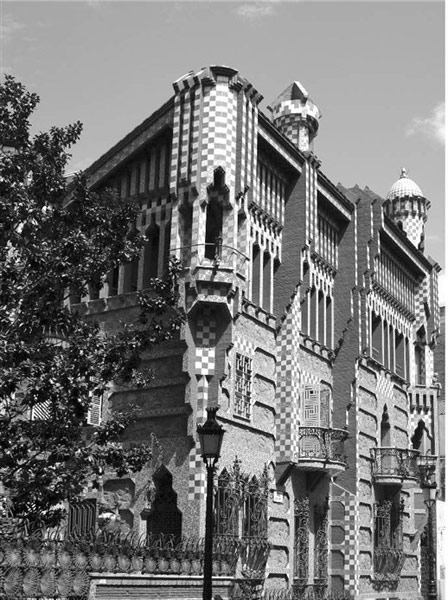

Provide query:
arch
left=251, top=244, right=261, bottom=305
left=146, top=466, right=182, bottom=539
left=380, top=405, right=391, bottom=447
left=142, top=221, right=160, bottom=286
left=411, top=419, right=426, bottom=450
left=204, top=197, right=223, bottom=260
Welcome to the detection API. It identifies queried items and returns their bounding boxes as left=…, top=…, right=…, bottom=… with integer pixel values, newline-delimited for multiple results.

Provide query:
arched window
left=108, top=266, right=119, bottom=297
left=371, top=313, right=382, bottom=362
left=251, top=244, right=261, bottom=305
left=415, top=326, right=426, bottom=385
left=142, top=222, right=160, bottom=287
left=262, top=251, right=271, bottom=312
left=380, top=406, right=391, bottom=447
left=205, top=198, right=223, bottom=260
left=147, top=466, right=182, bottom=539
left=122, top=258, right=139, bottom=293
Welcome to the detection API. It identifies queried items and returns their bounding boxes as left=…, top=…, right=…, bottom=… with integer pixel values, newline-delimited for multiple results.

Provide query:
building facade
left=67, top=66, right=441, bottom=599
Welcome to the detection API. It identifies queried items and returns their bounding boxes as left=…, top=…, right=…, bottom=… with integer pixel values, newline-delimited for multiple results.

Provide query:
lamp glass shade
left=197, top=407, right=225, bottom=462
left=199, top=431, right=223, bottom=459
left=428, top=485, right=437, bottom=502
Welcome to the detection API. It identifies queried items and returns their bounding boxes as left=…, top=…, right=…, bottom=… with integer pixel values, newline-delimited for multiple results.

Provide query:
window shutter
left=31, top=401, right=51, bottom=421
left=319, top=388, right=330, bottom=427
left=301, top=386, right=320, bottom=426
left=87, top=394, right=102, bottom=426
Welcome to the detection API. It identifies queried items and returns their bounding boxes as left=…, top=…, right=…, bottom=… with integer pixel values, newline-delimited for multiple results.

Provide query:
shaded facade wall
left=73, top=67, right=443, bottom=599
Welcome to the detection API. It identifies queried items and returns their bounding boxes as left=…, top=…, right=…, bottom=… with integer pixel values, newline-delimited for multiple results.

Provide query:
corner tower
left=384, top=168, right=430, bottom=250
left=269, top=81, right=320, bottom=152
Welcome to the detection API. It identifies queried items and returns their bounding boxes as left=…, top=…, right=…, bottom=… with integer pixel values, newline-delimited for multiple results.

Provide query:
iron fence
left=0, top=531, right=247, bottom=599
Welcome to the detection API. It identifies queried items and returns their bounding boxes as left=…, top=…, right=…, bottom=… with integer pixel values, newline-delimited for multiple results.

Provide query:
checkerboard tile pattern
left=331, top=482, right=360, bottom=596
left=276, top=291, right=302, bottom=460
left=188, top=377, right=208, bottom=502
left=400, top=213, right=425, bottom=248
left=195, top=347, right=215, bottom=375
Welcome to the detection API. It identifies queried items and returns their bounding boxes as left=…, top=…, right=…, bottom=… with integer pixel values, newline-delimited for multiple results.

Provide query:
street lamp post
left=197, top=406, right=225, bottom=600
left=424, top=484, right=437, bottom=600
left=419, top=457, right=438, bottom=600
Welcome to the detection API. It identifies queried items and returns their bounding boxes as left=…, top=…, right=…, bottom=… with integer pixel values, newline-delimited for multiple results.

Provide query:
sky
left=1, top=0, right=445, bottom=300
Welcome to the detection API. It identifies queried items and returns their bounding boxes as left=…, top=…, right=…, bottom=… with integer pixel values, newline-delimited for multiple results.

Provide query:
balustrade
left=371, top=447, right=420, bottom=481
left=296, top=427, right=348, bottom=466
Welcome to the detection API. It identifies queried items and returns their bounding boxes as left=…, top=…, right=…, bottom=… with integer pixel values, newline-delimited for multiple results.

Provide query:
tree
left=0, top=76, right=184, bottom=528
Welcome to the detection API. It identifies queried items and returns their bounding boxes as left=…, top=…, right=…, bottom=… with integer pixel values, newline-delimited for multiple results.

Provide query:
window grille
left=294, top=497, right=310, bottom=583
left=374, top=499, right=404, bottom=550
left=235, top=354, right=252, bottom=420
left=314, top=500, right=329, bottom=583
left=67, top=499, right=97, bottom=537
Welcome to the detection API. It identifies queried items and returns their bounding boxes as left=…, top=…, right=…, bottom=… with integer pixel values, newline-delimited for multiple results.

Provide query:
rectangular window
left=395, top=332, right=404, bottom=378
left=371, top=313, right=382, bottom=362
left=235, top=354, right=252, bottom=419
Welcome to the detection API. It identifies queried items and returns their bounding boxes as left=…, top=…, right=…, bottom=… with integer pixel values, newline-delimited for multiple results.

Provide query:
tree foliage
left=0, top=76, right=184, bottom=527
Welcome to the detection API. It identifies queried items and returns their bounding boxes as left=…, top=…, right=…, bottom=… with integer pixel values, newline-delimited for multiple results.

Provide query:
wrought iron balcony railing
left=371, top=447, right=421, bottom=481
left=175, top=242, right=249, bottom=273
left=296, top=427, right=348, bottom=466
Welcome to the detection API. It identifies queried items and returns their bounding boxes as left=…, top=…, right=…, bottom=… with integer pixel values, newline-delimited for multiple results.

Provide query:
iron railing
left=0, top=531, right=246, bottom=599
left=174, top=242, right=249, bottom=272
left=297, top=427, right=348, bottom=465
left=371, top=447, right=420, bottom=480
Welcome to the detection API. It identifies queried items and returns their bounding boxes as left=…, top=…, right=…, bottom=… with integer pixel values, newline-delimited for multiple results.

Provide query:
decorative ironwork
left=214, top=467, right=240, bottom=537
left=371, top=447, right=421, bottom=480
left=294, top=497, right=310, bottom=584
left=67, top=500, right=97, bottom=537
left=297, top=427, right=348, bottom=464
left=242, top=474, right=268, bottom=538
left=232, top=587, right=354, bottom=600
left=214, top=459, right=269, bottom=540
left=373, top=499, right=405, bottom=576
left=420, top=525, right=429, bottom=597
left=313, top=499, right=329, bottom=586
left=235, top=354, right=252, bottom=420
left=0, top=530, right=242, bottom=598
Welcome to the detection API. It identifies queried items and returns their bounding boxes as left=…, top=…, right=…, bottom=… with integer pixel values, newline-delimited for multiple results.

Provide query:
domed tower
left=384, top=168, right=430, bottom=251
left=269, top=81, right=320, bottom=152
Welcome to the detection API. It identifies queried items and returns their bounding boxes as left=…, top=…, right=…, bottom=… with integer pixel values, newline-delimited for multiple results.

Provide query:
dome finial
left=400, top=167, right=408, bottom=178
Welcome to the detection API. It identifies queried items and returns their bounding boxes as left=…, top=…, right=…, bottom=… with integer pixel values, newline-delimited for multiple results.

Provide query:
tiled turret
left=269, top=81, right=320, bottom=152
left=384, top=168, right=430, bottom=250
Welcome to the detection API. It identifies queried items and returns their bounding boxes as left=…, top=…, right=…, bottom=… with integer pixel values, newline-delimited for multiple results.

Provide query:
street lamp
left=197, top=406, right=225, bottom=600
left=419, top=456, right=438, bottom=600
left=424, top=483, right=437, bottom=600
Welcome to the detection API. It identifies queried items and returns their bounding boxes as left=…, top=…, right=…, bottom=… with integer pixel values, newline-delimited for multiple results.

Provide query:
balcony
left=295, top=427, right=348, bottom=475
left=371, top=447, right=421, bottom=484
